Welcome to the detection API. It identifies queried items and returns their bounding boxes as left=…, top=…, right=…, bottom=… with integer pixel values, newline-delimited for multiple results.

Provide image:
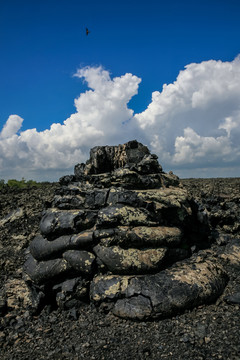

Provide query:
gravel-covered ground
left=0, top=179, right=240, bottom=360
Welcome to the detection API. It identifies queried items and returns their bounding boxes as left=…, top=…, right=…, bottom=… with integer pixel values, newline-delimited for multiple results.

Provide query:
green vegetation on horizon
left=0, top=178, right=51, bottom=189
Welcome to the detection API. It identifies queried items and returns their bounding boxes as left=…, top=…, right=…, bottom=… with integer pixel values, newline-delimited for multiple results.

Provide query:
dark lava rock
left=90, top=256, right=227, bottom=320
left=224, top=292, right=240, bottom=304
left=181, top=177, right=240, bottom=238
left=19, top=141, right=231, bottom=320
left=1, top=171, right=240, bottom=359
left=0, top=183, right=59, bottom=287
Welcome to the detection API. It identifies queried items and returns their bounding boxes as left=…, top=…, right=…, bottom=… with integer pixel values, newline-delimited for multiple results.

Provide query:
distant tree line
left=0, top=177, right=52, bottom=189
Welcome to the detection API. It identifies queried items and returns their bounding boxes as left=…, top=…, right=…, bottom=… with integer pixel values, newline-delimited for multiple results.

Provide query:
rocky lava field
left=0, top=158, right=240, bottom=358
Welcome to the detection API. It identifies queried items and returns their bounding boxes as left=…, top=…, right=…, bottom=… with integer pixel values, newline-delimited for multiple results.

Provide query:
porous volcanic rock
left=22, top=140, right=228, bottom=320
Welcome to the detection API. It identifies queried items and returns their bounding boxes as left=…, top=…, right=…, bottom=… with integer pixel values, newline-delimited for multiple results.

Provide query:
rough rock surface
left=0, top=172, right=240, bottom=359
left=90, top=256, right=227, bottom=320
left=20, top=141, right=228, bottom=320
left=0, top=183, right=59, bottom=289
left=181, top=177, right=240, bottom=239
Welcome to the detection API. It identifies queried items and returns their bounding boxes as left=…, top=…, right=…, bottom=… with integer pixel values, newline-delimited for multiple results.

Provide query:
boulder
left=90, top=257, right=228, bottom=320
left=23, top=140, right=226, bottom=320
left=30, top=230, right=94, bottom=261
left=62, top=250, right=95, bottom=274
left=93, top=244, right=167, bottom=274
left=95, top=226, right=182, bottom=248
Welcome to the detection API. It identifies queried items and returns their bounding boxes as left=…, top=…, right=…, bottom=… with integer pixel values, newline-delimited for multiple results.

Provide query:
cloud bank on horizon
left=1, top=56, right=240, bottom=180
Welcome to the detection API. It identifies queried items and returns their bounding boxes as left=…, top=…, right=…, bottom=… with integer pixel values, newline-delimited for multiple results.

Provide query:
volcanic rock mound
left=23, top=140, right=228, bottom=320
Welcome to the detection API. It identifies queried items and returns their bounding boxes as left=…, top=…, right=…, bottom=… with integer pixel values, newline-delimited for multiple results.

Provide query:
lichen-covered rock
left=218, top=239, right=240, bottom=267
left=23, top=140, right=226, bottom=320
left=93, top=244, right=167, bottom=274
left=95, top=226, right=182, bottom=248
left=97, top=205, right=155, bottom=227
left=4, top=279, right=32, bottom=311
left=62, top=250, right=95, bottom=274
left=90, top=257, right=228, bottom=320
left=1, top=278, right=44, bottom=315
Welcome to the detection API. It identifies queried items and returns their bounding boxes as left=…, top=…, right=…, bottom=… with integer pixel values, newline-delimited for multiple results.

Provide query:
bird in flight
left=86, top=27, right=90, bottom=36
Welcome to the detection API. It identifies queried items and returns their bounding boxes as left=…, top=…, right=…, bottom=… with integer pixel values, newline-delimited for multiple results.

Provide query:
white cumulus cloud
left=0, top=66, right=141, bottom=180
left=1, top=57, right=240, bottom=181
left=134, top=56, right=240, bottom=174
left=0, top=115, right=23, bottom=139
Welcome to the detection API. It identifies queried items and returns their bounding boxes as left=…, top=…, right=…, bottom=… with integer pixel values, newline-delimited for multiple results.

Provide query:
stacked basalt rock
left=23, top=140, right=228, bottom=320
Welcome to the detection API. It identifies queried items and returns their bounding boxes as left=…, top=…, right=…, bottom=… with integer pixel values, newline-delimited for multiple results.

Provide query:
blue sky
left=1, top=0, right=240, bottom=180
